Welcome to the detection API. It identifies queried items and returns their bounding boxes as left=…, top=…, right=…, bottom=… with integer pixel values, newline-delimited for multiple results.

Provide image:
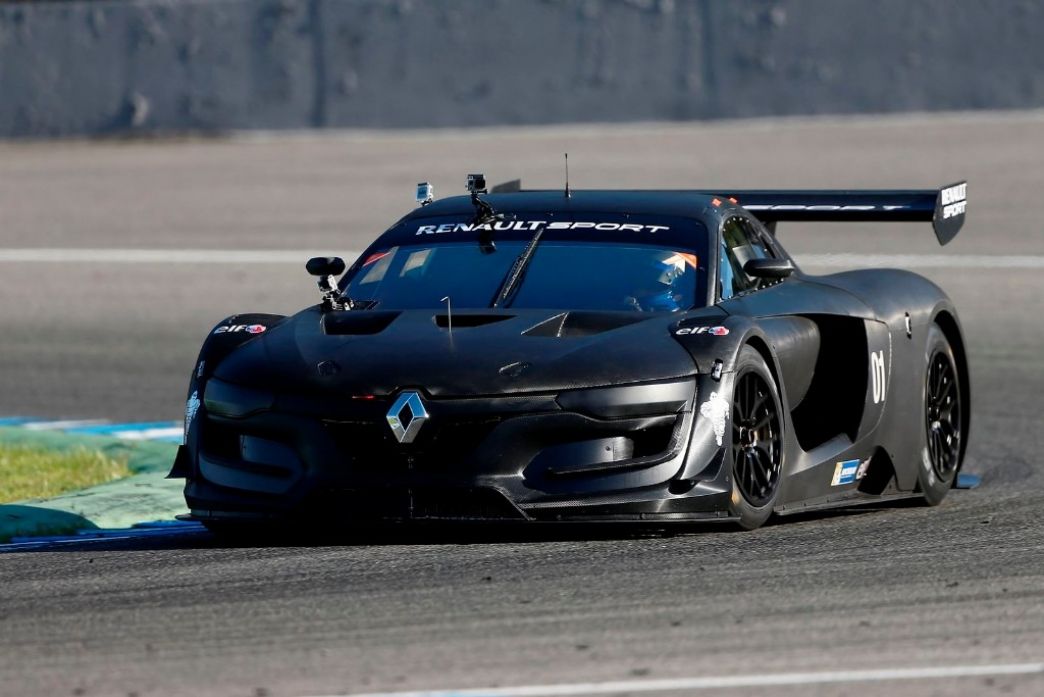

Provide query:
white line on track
left=0, top=522, right=207, bottom=552
left=2, top=248, right=1044, bottom=269
left=319, top=663, right=1044, bottom=697
left=0, top=536, right=137, bottom=551
left=0, top=249, right=356, bottom=264
left=798, top=253, right=1044, bottom=268
left=109, top=427, right=184, bottom=441
left=20, top=419, right=110, bottom=430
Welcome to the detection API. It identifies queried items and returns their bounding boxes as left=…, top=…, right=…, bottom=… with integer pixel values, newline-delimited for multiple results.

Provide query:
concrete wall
left=1, top=0, right=1042, bottom=138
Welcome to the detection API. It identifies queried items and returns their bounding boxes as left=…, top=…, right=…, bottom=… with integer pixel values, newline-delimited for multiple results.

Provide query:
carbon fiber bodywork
left=172, top=188, right=970, bottom=527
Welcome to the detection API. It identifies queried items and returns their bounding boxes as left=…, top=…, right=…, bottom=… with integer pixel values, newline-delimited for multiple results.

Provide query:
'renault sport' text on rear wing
left=715, top=182, right=967, bottom=246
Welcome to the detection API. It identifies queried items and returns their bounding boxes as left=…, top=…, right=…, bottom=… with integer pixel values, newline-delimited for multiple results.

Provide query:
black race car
left=170, top=176, right=969, bottom=530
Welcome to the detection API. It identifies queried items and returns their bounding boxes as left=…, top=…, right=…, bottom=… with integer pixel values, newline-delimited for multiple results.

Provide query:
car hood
left=212, top=306, right=726, bottom=398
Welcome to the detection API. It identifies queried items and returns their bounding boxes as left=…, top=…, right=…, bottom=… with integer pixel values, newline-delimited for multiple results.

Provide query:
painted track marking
left=21, top=419, right=110, bottom=430
left=64, top=421, right=183, bottom=441
left=0, top=249, right=359, bottom=264
left=2, top=416, right=182, bottom=443
left=799, top=253, right=1044, bottom=268
left=319, top=663, right=1044, bottom=697
left=0, top=522, right=207, bottom=551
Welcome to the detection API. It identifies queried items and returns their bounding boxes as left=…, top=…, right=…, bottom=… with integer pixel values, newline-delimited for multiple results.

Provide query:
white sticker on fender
left=676, top=325, right=729, bottom=336
left=856, top=458, right=871, bottom=480
left=214, top=324, right=267, bottom=335
left=699, top=391, right=729, bottom=446
left=870, top=349, right=886, bottom=404
left=184, top=390, right=200, bottom=443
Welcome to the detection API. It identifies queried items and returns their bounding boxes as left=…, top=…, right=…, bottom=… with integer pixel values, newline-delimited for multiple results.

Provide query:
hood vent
left=523, top=311, right=647, bottom=338
left=324, top=311, right=400, bottom=336
left=434, top=313, right=514, bottom=329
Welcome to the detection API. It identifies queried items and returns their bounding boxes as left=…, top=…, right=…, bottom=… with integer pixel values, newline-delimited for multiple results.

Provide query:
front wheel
left=729, top=346, right=785, bottom=529
left=918, top=324, right=963, bottom=505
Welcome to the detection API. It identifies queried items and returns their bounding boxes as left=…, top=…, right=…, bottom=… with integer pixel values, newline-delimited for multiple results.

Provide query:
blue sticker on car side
left=831, top=459, right=860, bottom=486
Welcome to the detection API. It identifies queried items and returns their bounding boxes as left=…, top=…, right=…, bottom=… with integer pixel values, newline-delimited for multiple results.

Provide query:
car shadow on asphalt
left=2, top=501, right=911, bottom=554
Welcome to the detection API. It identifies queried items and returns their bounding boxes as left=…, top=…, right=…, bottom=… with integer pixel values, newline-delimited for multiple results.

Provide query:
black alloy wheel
left=925, top=350, right=962, bottom=479
left=732, top=370, right=783, bottom=507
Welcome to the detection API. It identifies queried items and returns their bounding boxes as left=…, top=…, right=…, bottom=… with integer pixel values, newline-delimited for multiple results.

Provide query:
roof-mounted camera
left=467, top=172, right=502, bottom=228
left=416, top=182, right=434, bottom=206
left=465, top=173, right=509, bottom=253
left=305, top=256, right=349, bottom=311
left=466, top=173, right=487, bottom=194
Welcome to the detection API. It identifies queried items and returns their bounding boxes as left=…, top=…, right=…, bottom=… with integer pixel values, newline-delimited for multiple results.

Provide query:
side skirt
left=775, top=491, right=922, bottom=517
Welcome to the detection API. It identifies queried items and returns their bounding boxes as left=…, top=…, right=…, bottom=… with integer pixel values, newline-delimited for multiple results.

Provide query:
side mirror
left=306, top=257, right=346, bottom=310
left=743, top=257, right=795, bottom=279
left=306, top=256, right=345, bottom=277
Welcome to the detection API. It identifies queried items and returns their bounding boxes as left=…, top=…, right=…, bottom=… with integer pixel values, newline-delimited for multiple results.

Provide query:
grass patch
left=0, top=444, right=131, bottom=503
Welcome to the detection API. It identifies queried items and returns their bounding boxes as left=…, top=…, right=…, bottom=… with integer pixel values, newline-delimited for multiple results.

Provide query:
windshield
left=344, top=241, right=704, bottom=312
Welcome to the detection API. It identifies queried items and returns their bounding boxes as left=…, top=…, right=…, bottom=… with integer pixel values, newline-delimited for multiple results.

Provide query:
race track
left=1, top=112, right=1043, bottom=696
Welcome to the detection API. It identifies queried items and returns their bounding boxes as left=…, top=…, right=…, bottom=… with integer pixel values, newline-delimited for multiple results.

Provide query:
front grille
left=199, top=418, right=240, bottom=460
left=323, top=416, right=502, bottom=471
left=311, top=487, right=525, bottom=521
left=412, top=487, right=525, bottom=520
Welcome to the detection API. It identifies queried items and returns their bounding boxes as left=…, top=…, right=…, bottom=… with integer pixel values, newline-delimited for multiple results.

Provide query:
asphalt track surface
left=1, top=112, right=1043, bottom=696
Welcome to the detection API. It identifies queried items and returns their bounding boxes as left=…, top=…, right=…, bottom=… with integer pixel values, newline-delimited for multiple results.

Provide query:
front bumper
left=179, top=378, right=733, bottom=523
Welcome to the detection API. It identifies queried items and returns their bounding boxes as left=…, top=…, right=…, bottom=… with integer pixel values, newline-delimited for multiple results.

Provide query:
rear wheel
left=729, top=346, right=785, bottom=529
left=918, top=325, right=963, bottom=505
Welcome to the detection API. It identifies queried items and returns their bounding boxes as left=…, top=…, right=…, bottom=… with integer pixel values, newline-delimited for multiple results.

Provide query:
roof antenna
left=564, top=153, right=571, bottom=199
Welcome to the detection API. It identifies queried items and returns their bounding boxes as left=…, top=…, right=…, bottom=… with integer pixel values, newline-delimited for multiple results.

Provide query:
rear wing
left=487, top=179, right=967, bottom=246
left=716, top=182, right=967, bottom=245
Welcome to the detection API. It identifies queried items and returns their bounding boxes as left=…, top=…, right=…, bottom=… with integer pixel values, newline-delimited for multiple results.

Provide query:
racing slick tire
left=918, top=324, right=964, bottom=506
left=728, top=346, right=785, bottom=530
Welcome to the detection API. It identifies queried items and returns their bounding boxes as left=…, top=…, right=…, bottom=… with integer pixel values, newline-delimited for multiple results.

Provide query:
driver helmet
left=638, top=252, right=696, bottom=311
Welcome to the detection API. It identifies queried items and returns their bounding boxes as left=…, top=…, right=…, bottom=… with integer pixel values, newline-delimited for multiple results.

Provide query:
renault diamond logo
left=386, top=391, right=429, bottom=444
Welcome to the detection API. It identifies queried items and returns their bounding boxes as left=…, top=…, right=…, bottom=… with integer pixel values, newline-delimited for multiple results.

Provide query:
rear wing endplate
left=718, top=182, right=967, bottom=245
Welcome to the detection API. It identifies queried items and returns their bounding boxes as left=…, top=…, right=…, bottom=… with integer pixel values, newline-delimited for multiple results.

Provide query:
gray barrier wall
left=1, top=0, right=1042, bottom=138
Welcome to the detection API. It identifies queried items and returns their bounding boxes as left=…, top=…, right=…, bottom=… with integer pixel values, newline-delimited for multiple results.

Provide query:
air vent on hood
left=523, top=312, right=647, bottom=338
left=434, top=314, right=514, bottom=329
left=323, top=311, right=400, bottom=335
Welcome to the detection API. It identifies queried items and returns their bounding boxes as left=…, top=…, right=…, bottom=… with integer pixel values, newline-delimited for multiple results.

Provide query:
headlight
left=203, top=378, right=274, bottom=418
left=556, top=378, right=695, bottom=419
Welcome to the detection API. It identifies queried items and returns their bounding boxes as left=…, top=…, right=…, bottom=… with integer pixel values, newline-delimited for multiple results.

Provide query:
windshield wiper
left=491, top=227, right=544, bottom=308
